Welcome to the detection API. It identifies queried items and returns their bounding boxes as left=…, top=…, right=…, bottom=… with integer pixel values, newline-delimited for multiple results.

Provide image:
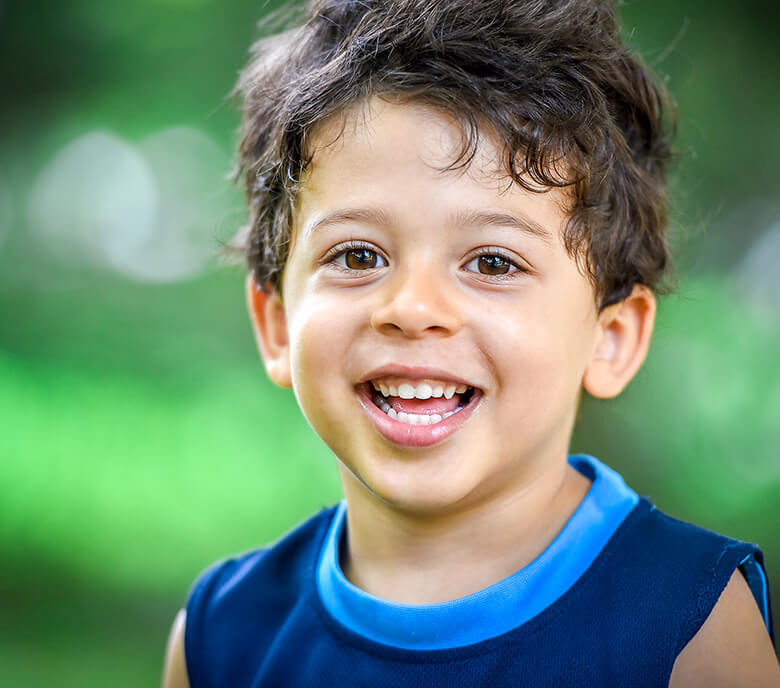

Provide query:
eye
left=344, top=248, right=382, bottom=270
left=326, top=243, right=388, bottom=271
left=463, top=251, right=525, bottom=277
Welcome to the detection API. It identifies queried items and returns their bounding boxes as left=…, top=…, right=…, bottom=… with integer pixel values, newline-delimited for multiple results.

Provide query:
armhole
left=183, top=558, right=234, bottom=688
left=678, top=543, right=775, bottom=655
left=738, top=552, right=775, bottom=645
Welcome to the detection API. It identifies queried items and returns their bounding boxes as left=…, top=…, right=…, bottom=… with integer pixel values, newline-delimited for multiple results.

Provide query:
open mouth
left=355, top=376, right=483, bottom=447
left=366, top=380, right=480, bottom=426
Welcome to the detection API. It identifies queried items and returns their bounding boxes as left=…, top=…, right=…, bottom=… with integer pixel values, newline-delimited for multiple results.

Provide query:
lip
left=356, top=382, right=483, bottom=448
left=358, top=364, right=481, bottom=390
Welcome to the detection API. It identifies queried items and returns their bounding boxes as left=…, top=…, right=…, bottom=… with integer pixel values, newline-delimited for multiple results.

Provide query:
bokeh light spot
left=27, top=126, right=233, bottom=282
left=27, top=130, right=159, bottom=271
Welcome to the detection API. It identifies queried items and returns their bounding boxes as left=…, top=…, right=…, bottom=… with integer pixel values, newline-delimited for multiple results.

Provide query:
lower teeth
left=372, top=394, right=463, bottom=425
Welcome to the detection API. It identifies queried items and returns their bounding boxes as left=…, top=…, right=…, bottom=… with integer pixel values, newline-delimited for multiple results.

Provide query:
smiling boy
left=163, top=1, right=778, bottom=686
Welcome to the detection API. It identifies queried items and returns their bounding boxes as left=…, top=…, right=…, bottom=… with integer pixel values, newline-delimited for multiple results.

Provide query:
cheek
left=474, top=296, right=588, bottom=412
left=286, top=294, right=360, bottom=417
left=289, top=305, right=336, bottom=387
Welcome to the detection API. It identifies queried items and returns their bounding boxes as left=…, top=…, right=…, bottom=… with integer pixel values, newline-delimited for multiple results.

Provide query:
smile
left=355, top=377, right=483, bottom=448
left=370, top=378, right=477, bottom=425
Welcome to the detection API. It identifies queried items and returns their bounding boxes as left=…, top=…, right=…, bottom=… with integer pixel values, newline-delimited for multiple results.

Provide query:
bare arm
left=669, top=569, right=780, bottom=687
left=162, top=609, right=191, bottom=688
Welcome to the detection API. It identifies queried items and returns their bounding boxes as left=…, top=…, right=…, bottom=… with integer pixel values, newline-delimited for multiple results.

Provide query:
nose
left=369, top=263, right=462, bottom=338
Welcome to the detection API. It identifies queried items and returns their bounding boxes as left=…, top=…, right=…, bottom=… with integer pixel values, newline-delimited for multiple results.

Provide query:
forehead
left=307, top=97, right=502, bottom=181
left=300, top=96, right=567, bottom=211
left=293, top=96, right=572, bottom=253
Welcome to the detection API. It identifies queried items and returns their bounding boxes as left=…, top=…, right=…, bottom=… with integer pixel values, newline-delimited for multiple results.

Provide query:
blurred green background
left=1, top=0, right=778, bottom=684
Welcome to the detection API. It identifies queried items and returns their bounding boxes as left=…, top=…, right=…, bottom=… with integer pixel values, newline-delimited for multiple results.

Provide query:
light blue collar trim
left=316, top=454, right=638, bottom=650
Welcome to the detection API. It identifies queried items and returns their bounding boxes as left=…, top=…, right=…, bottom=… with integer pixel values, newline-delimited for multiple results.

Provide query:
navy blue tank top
left=184, top=455, right=774, bottom=687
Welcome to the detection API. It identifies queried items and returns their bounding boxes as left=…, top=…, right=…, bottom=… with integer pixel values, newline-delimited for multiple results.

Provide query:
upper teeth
left=371, top=381, right=469, bottom=399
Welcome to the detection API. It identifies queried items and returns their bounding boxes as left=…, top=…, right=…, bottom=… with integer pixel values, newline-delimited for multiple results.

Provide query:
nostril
left=369, top=290, right=462, bottom=338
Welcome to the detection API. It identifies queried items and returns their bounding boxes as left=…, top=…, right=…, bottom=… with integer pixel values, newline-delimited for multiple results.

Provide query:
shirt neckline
left=315, top=453, right=639, bottom=650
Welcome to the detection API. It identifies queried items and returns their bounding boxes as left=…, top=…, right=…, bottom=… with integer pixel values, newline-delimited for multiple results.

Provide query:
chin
left=355, top=462, right=481, bottom=516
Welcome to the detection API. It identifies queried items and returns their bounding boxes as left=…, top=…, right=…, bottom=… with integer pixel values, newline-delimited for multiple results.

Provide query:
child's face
left=257, top=98, right=622, bottom=512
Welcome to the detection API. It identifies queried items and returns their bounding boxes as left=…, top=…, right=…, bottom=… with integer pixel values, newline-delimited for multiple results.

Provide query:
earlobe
left=246, top=275, right=292, bottom=388
left=582, top=285, right=656, bottom=399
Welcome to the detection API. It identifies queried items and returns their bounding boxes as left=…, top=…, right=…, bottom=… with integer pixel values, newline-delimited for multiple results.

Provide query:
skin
left=162, top=98, right=779, bottom=687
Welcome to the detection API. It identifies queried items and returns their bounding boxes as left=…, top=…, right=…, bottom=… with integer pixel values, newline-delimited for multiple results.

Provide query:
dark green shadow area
left=1, top=552, right=175, bottom=687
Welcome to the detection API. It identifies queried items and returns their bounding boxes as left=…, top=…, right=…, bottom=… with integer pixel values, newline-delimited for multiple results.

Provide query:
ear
left=583, top=284, right=656, bottom=399
left=246, top=275, right=292, bottom=388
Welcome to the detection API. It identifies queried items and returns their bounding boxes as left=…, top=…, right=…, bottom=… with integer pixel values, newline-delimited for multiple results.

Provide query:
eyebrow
left=305, top=207, right=393, bottom=238
left=305, top=206, right=554, bottom=246
left=450, top=208, right=554, bottom=247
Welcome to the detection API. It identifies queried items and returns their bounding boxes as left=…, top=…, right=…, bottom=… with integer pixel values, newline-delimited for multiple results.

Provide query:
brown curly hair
left=232, top=0, right=676, bottom=310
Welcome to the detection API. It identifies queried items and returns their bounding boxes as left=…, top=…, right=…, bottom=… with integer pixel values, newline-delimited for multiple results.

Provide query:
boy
left=164, top=0, right=778, bottom=685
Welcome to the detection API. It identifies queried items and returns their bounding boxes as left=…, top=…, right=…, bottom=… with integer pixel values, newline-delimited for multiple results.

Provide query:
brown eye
left=477, top=255, right=511, bottom=275
left=326, top=244, right=387, bottom=272
left=345, top=248, right=379, bottom=269
left=463, top=252, right=523, bottom=279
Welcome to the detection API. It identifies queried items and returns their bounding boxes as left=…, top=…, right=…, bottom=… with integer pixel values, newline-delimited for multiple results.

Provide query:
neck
left=338, top=454, right=592, bottom=605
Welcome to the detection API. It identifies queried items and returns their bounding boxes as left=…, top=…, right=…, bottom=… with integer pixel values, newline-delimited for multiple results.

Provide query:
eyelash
left=322, top=241, right=388, bottom=272
left=322, top=241, right=527, bottom=279
left=465, top=247, right=527, bottom=279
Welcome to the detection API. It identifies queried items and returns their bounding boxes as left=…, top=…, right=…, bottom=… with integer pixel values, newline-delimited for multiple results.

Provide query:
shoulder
left=187, top=504, right=338, bottom=609
left=669, top=568, right=780, bottom=687
left=181, top=506, right=338, bottom=687
left=606, top=499, right=759, bottom=598
left=162, top=609, right=190, bottom=688
left=628, top=502, right=774, bottom=627
left=622, top=500, right=767, bottom=593
left=583, top=500, right=775, bottom=676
